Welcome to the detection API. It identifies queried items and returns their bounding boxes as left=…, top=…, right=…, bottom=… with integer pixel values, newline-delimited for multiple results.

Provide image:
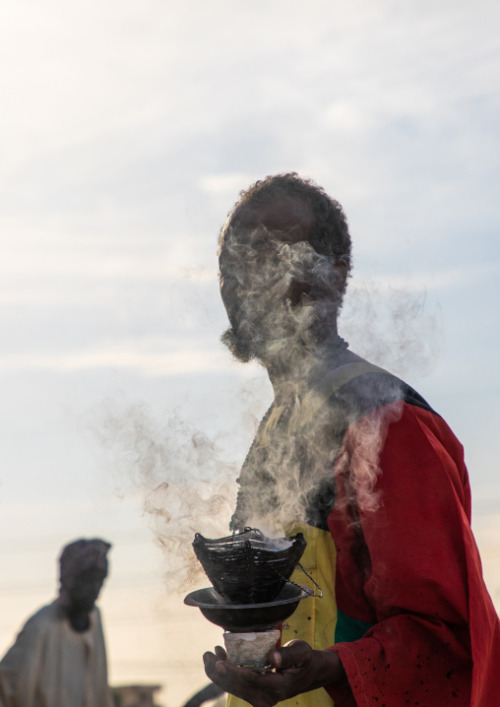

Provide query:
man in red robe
left=203, top=173, right=500, bottom=706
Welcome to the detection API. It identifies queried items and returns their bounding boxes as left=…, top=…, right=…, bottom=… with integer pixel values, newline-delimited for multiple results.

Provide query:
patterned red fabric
left=326, top=402, right=500, bottom=706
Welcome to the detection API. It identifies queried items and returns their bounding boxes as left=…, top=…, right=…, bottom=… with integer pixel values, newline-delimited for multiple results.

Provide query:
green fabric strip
left=335, top=609, right=374, bottom=643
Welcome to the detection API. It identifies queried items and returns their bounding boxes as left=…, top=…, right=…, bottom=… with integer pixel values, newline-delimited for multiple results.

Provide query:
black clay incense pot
left=184, top=528, right=316, bottom=667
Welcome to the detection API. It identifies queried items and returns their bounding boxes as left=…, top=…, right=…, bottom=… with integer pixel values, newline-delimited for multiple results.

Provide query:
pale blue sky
left=0, top=0, right=499, bottom=703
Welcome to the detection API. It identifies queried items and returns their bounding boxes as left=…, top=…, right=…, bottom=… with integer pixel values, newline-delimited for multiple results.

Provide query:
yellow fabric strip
left=226, top=525, right=337, bottom=707
left=227, top=362, right=386, bottom=707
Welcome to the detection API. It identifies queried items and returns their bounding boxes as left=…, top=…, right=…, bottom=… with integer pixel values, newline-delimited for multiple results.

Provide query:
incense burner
left=184, top=528, right=313, bottom=667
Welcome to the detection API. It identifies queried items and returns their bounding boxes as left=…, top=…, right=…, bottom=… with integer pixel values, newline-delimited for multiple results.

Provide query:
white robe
left=0, top=600, right=114, bottom=707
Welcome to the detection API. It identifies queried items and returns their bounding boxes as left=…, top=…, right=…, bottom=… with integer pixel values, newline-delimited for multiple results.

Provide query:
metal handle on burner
left=274, top=562, right=323, bottom=599
left=295, top=562, right=323, bottom=598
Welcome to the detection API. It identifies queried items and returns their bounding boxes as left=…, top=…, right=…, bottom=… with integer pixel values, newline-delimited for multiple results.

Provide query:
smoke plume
left=94, top=399, right=239, bottom=591
left=220, top=226, right=442, bottom=535
left=340, top=280, right=442, bottom=379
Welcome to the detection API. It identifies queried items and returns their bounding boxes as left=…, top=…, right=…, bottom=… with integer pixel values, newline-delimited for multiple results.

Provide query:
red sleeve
left=325, top=402, right=483, bottom=706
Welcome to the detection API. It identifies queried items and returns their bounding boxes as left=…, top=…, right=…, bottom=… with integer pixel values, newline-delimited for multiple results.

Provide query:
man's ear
left=334, top=258, right=349, bottom=291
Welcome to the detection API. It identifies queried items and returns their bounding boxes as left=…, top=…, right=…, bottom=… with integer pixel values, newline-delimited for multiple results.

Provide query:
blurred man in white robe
left=0, top=537, right=113, bottom=707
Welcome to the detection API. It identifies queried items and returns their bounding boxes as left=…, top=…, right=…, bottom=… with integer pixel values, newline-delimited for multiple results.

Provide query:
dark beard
left=220, top=325, right=257, bottom=363
left=220, top=299, right=338, bottom=367
left=220, top=297, right=303, bottom=365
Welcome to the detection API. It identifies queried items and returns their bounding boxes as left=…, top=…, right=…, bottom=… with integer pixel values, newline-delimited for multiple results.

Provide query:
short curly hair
left=220, top=172, right=352, bottom=274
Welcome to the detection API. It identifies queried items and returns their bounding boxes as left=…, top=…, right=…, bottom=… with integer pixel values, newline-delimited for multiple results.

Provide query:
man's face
left=63, top=562, right=108, bottom=614
left=219, top=197, right=345, bottom=366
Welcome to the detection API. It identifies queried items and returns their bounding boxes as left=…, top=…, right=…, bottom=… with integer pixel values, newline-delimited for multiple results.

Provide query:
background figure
left=0, top=537, right=113, bottom=707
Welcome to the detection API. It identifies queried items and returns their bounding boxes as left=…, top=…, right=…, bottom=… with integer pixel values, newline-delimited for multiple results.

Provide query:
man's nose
left=286, top=279, right=312, bottom=307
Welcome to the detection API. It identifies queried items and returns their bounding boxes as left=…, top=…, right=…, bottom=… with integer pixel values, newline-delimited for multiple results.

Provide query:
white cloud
left=354, top=261, right=500, bottom=292
left=199, top=173, right=253, bottom=197
left=349, top=270, right=461, bottom=293
left=0, top=341, right=231, bottom=376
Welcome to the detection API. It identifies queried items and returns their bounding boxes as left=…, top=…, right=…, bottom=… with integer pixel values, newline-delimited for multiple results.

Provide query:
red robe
left=327, top=401, right=500, bottom=706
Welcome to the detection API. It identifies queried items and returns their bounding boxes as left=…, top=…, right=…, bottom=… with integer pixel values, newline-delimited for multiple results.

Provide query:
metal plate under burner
left=184, top=582, right=313, bottom=632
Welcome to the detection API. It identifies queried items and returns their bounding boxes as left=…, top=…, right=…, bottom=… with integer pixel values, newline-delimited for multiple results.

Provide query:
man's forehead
left=232, top=196, right=314, bottom=244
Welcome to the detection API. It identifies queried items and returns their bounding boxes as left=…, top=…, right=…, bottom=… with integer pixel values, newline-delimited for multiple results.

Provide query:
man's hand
left=203, top=640, right=344, bottom=707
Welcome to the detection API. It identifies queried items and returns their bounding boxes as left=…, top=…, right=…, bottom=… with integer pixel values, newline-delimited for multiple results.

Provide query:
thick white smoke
left=220, top=225, right=442, bottom=536
left=340, top=280, right=442, bottom=379
left=95, top=224, right=442, bottom=581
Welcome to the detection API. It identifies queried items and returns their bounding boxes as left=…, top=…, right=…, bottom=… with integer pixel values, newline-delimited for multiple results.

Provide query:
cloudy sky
left=1, top=0, right=499, bottom=704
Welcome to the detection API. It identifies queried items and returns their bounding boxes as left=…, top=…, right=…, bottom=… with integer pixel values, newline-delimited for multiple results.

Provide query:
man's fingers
left=203, top=651, right=225, bottom=673
left=203, top=646, right=228, bottom=678
left=268, top=641, right=312, bottom=671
